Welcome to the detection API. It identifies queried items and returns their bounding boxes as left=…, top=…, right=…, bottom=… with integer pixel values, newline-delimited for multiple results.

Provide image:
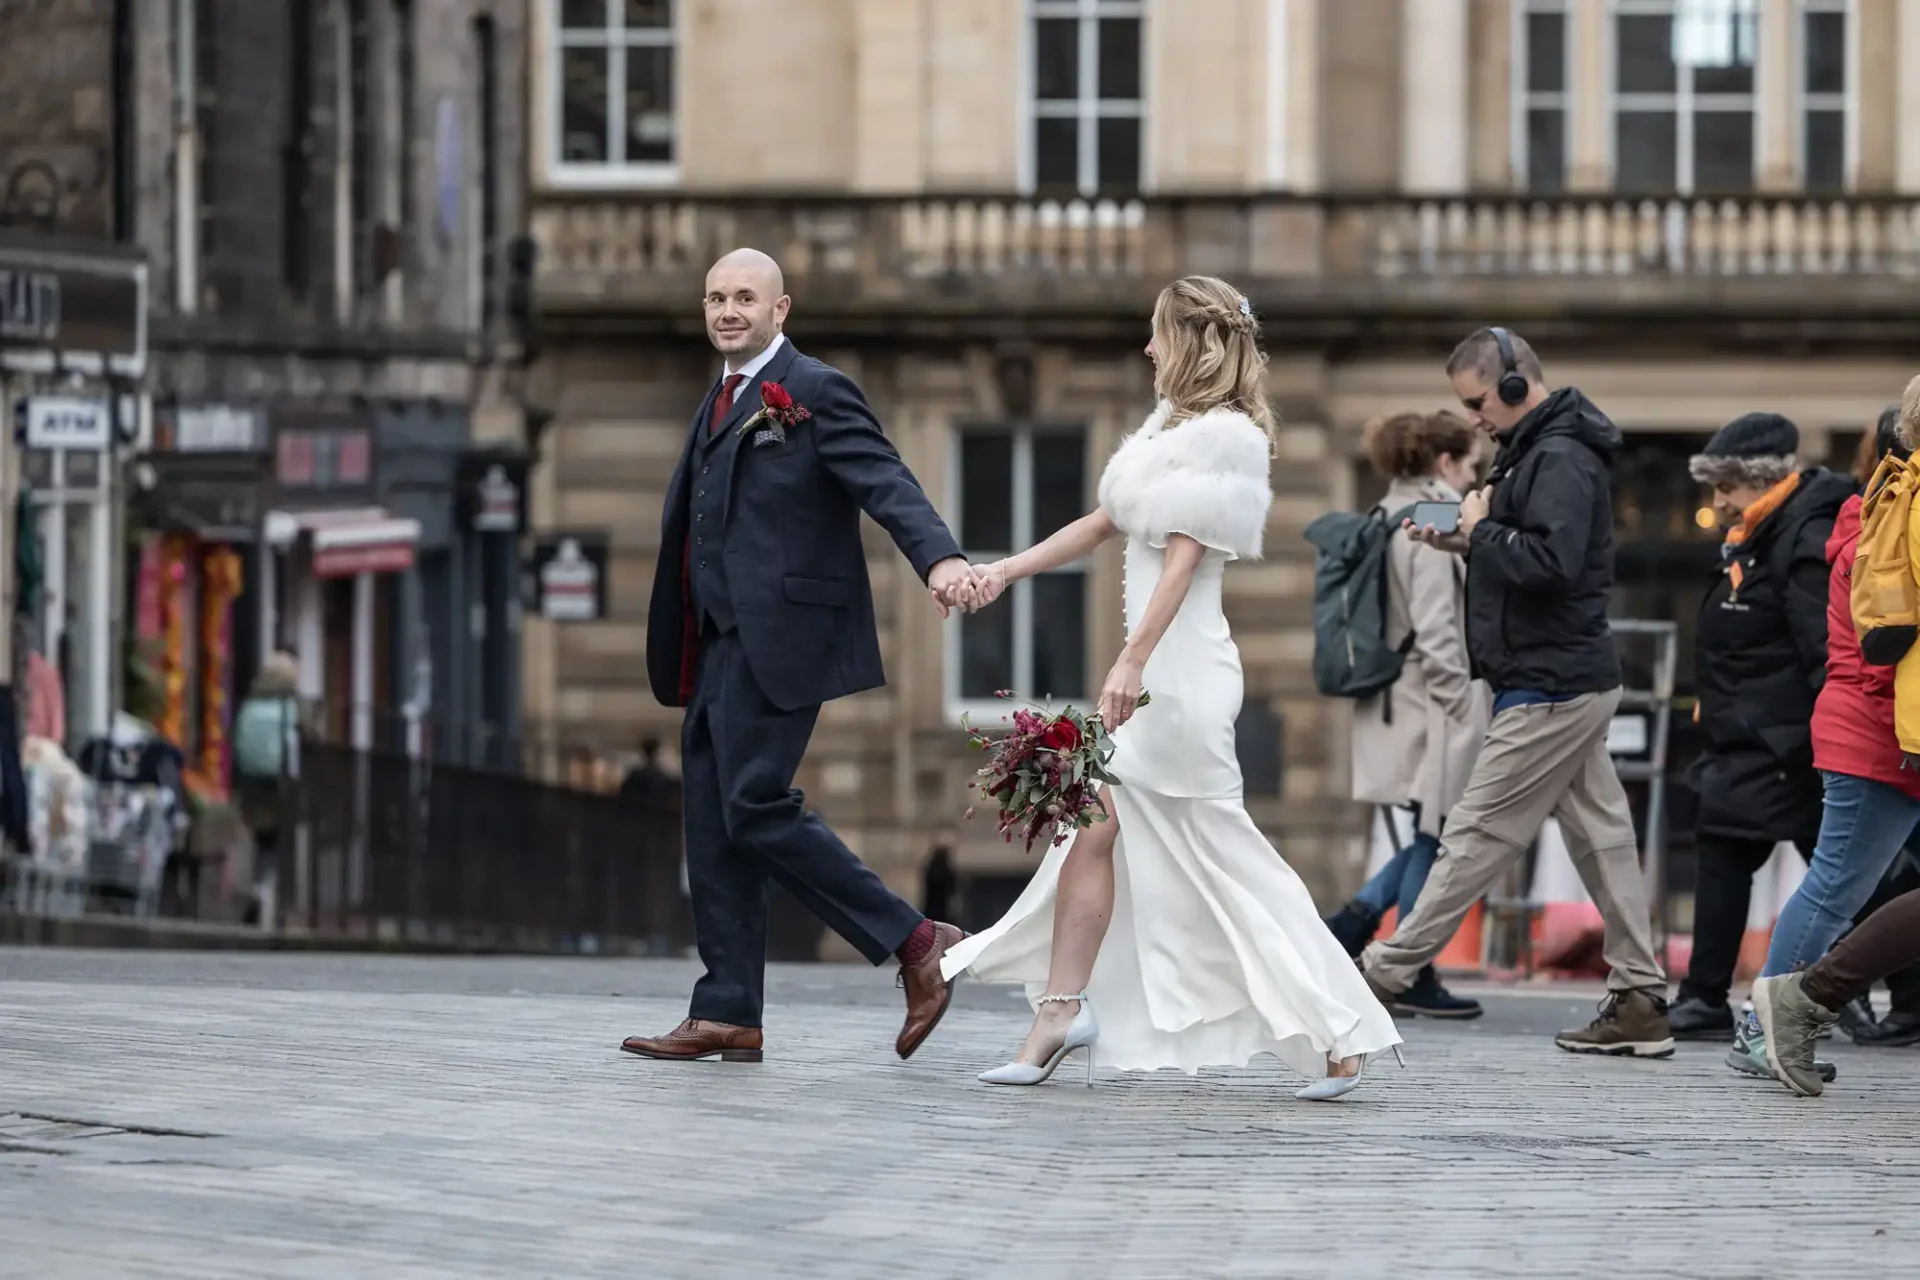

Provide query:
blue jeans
left=1762, top=771, right=1920, bottom=980
left=1355, top=826, right=1440, bottom=924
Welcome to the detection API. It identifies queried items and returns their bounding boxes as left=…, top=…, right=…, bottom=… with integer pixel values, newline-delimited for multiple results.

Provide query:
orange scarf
left=1724, top=473, right=1801, bottom=550
left=1722, top=472, right=1801, bottom=593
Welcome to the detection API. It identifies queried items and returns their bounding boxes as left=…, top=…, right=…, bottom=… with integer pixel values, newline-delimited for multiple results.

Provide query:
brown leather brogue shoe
left=620, top=1018, right=764, bottom=1063
left=896, top=921, right=965, bottom=1059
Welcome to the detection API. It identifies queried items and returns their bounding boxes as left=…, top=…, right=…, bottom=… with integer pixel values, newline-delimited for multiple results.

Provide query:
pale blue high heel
left=979, top=992, right=1099, bottom=1086
left=1294, top=1044, right=1406, bottom=1101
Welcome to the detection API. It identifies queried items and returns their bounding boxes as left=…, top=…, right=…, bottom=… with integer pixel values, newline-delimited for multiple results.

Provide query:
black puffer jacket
left=1464, top=388, right=1623, bottom=695
left=1691, top=467, right=1854, bottom=844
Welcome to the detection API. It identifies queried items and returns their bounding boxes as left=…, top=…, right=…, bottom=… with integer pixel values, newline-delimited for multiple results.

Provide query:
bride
left=942, top=275, right=1403, bottom=1099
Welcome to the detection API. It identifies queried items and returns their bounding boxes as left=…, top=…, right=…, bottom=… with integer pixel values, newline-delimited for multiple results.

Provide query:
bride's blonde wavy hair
left=1150, top=275, right=1277, bottom=451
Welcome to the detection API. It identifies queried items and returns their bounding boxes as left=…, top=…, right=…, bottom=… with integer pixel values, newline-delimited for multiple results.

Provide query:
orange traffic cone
left=1433, top=899, right=1486, bottom=974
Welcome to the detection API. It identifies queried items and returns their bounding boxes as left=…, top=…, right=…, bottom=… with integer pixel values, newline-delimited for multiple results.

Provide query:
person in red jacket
left=1753, top=402, right=1920, bottom=1093
left=1797, top=408, right=1920, bottom=1045
left=1806, top=411, right=1918, bottom=852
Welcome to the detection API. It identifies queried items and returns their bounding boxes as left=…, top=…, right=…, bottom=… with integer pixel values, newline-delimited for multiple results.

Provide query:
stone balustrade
left=1366, top=197, right=1920, bottom=278
left=530, top=194, right=1920, bottom=322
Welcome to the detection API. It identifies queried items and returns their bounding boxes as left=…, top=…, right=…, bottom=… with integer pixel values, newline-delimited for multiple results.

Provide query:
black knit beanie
left=1688, top=412, right=1800, bottom=488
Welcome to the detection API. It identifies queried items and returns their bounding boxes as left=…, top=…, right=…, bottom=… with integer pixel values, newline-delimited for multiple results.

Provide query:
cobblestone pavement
left=0, top=950, right=1916, bottom=1279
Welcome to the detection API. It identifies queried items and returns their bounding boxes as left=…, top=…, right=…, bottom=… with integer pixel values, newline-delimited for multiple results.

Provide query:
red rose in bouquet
left=1039, top=719, right=1082, bottom=753
left=964, top=689, right=1152, bottom=852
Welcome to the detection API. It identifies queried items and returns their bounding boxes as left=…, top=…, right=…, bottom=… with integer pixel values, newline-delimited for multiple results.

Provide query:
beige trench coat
left=1349, top=476, right=1492, bottom=837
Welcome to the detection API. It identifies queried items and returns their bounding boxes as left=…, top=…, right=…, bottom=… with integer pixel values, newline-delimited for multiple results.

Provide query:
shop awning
left=263, top=507, right=421, bottom=578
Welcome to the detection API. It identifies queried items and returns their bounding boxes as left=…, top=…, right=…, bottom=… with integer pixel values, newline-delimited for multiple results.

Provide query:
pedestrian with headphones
left=1360, top=327, right=1674, bottom=1057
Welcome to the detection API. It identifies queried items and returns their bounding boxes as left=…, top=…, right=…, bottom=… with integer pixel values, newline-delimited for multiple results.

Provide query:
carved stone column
left=1401, top=0, right=1470, bottom=193
left=1567, top=0, right=1609, bottom=191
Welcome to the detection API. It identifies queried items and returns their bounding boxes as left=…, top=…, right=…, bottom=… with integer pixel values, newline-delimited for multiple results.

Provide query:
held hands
left=928, top=558, right=1010, bottom=617
left=926, top=558, right=974, bottom=618
left=964, top=561, right=1008, bottom=610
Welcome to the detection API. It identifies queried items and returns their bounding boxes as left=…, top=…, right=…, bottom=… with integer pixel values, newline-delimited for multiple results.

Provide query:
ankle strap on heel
left=1037, top=992, right=1088, bottom=1006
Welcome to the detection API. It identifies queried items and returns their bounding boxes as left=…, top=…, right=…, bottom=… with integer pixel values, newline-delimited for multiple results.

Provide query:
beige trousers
left=1361, top=687, right=1667, bottom=994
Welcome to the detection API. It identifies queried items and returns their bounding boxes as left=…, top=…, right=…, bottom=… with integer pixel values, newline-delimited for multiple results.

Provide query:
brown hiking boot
left=1553, top=988, right=1674, bottom=1058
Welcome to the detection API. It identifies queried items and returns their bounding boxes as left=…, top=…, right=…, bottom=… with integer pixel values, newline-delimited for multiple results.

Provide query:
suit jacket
left=646, top=340, right=963, bottom=712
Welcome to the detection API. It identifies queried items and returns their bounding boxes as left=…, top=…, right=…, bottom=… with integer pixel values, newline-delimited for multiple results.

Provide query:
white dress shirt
left=722, top=332, right=787, bottom=406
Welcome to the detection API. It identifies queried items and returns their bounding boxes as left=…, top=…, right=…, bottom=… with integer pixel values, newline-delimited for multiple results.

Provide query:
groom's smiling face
left=704, top=249, right=792, bottom=363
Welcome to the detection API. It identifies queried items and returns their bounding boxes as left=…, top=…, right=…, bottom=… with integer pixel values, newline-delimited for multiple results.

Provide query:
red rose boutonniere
left=738, top=381, right=813, bottom=441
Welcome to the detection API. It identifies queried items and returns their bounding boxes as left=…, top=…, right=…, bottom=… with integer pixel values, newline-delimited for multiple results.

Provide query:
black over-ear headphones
left=1490, top=327, right=1529, bottom=406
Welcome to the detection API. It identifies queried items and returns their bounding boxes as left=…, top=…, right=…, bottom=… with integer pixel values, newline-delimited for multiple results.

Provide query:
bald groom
left=625, top=248, right=976, bottom=1065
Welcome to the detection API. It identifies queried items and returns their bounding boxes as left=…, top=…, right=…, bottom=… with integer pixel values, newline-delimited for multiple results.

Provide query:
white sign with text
left=26, top=396, right=110, bottom=450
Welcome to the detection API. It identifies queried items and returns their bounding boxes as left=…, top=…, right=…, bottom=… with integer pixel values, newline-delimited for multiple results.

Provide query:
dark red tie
left=710, top=374, right=744, bottom=435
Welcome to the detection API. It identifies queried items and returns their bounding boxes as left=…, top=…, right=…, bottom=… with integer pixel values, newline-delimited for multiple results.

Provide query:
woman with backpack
left=1731, top=385, right=1920, bottom=1077
left=1323, top=410, right=1489, bottom=1019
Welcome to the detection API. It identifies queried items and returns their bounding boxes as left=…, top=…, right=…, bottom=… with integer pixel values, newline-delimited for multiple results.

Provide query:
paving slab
left=0, top=950, right=1914, bottom=1279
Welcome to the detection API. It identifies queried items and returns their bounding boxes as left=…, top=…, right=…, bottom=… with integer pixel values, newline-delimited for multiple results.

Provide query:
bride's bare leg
left=1326, top=1055, right=1362, bottom=1078
left=1017, top=806, right=1119, bottom=1065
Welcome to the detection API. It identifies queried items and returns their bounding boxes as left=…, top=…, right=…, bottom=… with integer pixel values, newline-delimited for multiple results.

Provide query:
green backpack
left=1303, top=503, right=1418, bottom=708
left=233, top=697, right=294, bottom=779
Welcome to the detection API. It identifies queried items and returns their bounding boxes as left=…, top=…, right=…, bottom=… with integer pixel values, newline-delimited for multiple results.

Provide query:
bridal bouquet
left=963, top=690, right=1150, bottom=852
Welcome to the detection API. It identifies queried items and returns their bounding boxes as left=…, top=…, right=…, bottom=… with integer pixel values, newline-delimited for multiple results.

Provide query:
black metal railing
left=292, top=739, right=691, bottom=954
left=301, top=701, right=653, bottom=791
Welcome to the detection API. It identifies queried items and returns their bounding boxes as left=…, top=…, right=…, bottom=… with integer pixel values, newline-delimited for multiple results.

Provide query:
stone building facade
left=524, top=0, right=1920, bottom=947
left=2, top=0, right=533, bottom=776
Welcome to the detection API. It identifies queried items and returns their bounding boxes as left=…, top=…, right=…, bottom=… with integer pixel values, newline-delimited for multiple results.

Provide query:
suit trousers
left=1363, top=688, right=1668, bottom=995
left=682, top=626, right=922, bottom=1027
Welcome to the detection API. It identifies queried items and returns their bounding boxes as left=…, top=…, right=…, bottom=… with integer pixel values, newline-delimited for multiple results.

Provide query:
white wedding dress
left=941, top=402, right=1402, bottom=1077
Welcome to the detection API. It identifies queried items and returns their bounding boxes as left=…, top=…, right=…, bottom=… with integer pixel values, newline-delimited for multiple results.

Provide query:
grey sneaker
left=1753, top=973, right=1842, bottom=1097
left=1725, top=1010, right=1837, bottom=1083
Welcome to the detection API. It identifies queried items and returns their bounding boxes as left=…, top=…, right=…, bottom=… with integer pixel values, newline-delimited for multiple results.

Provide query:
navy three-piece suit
left=645, top=338, right=964, bottom=1026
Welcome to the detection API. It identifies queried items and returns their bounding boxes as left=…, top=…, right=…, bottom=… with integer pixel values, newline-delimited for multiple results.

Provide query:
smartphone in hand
left=1409, top=500, right=1461, bottom=534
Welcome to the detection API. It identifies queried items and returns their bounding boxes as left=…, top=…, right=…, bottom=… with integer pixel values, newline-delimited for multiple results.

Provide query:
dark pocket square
left=751, top=425, right=787, bottom=448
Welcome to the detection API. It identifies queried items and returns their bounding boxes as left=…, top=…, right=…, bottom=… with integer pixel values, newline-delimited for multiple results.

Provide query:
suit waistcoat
left=688, top=396, right=744, bottom=632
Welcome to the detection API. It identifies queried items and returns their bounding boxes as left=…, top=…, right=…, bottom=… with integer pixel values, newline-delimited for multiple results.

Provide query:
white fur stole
left=1097, top=401, right=1272, bottom=561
